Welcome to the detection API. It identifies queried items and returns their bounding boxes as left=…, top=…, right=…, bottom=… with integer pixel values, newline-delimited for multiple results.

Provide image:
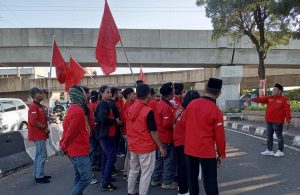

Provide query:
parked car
left=0, top=98, right=28, bottom=133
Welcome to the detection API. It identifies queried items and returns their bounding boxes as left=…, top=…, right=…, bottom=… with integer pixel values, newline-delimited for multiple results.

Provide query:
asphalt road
left=0, top=129, right=299, bottom=195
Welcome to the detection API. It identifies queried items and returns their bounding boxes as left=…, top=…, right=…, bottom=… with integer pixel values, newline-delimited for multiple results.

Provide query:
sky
left=0, top=0, right=212, bottom=75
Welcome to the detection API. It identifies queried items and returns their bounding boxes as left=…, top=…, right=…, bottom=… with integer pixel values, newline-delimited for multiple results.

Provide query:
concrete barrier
left=0, top=131, right=32, bottom=175
left=48, top=124, right=63, bottom=152
left=0, top=125, right=64, bottom=175
left=19, top=130, right=56, bottom=160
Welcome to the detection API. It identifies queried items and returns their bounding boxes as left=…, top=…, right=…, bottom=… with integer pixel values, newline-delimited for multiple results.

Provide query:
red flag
left=95, top=0, right=120, bottom=75
left=52, top=40, right=67, bottom=84
left=139, top=66, right=146, bottom=83
left=65, top=57, right=86, bottom=91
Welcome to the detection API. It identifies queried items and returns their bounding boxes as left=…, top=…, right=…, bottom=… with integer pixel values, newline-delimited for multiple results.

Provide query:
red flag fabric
left=139, top=66, right=146, bottom=83
left=52, top=40, right=67, bottom=84
left=65, top=57, right=86, bottom=91
left=95, top=0, right=120, bottom=75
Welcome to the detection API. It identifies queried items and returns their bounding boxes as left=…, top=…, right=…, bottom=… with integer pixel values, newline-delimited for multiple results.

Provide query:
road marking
left=226, top=128, right=300, bottom=152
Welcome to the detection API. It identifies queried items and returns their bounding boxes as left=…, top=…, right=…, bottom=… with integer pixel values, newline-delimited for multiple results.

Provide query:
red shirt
left=116, top=99, right=124, bottom=112
left=28, top=101, right=48, bottom=141
left=174, top=96, right=182, bottom=108
left=60, top=104, right=90, bottom=156
left=155, top=98, right=174, bottom=144
left=120, top=100, right=134, bottom=135
left=108, top=109, right=116, bottom=137
left=149, top=100, right=158, bottom=112
left=173, top=106, right=185, bottom=147
left=87, top=102, right=98, bottom=131
left=251, top=95, right=291, bottom=123
left=183, top=97, right=226, bottom=159
left=127, top=99, right=156, bottom=154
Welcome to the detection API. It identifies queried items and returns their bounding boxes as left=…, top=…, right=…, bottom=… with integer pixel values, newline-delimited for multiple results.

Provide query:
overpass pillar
left=216, top=65, right=243, bottom=111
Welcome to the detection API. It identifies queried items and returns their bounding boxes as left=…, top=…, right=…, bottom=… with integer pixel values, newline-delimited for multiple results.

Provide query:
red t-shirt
left=120, top=100, right=134, bottom=135
left=155, top=99, right=174, bottom=144
left=173, top=106, right=185, bottom=147
left=87, top=101, right=98, bottom=131
left=149, top=100, right=158, bottom=112
left=251, top=95, right=291, bottom=123
left=28, top=101, right=48, bottom=141
left=60, top=104, right=90, bottom=156
left=183, top=97, right=226, bottom=159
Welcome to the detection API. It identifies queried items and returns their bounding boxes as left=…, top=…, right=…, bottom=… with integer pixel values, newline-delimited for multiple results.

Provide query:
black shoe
left=100, top=183, right=117, bottom=191
left=35, top=177, right=50, bottom=184
left=123, top=174, right=127, bottom=180
left=44, top=175, right=51, bottom=180
left=128, top=193, right=139, bottom=195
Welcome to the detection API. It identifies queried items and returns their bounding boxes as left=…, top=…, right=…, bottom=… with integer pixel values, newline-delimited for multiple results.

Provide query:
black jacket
left=94, top=100, right=117, bottom=138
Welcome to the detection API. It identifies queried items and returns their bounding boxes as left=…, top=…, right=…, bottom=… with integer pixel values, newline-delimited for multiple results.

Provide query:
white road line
left=226, top=128, right=300, bottom=152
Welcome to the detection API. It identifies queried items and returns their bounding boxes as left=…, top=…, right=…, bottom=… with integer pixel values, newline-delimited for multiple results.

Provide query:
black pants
left=186, top=155, right=218, bottom=195
left=175, top=146, right=188, bottom=194
left=267, top=122, right=284, bottom=152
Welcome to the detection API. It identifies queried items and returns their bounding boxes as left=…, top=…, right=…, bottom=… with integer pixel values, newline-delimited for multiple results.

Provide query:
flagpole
left=120, top=39, right=136, bottom=87
left=48, top=35, right=55, bottom=106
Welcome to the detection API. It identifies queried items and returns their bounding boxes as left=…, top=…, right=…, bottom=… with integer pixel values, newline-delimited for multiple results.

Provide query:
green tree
left=196, top=0, right=292, bottom=95
left=285, top=88, right=300, bottom=101
left=271, top=0, right=300, bottom=38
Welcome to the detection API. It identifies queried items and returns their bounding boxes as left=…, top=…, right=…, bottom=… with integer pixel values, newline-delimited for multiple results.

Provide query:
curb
left=224, top=121, right=300, bottom=148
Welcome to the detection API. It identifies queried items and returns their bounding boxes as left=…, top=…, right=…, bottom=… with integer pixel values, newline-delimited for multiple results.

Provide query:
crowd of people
left=27, top=78, right=292, bottom=195
left=27, top=78, right=227, bottom=195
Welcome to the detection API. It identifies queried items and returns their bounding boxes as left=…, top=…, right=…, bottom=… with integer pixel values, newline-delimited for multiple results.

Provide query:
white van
left=0, top=98, right=28, bottom=133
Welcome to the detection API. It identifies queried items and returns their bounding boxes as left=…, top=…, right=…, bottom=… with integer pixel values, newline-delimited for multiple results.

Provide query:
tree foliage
left=197, top=0, right=292, bottom=80
left=271, top=0, right=300, bottom=38
left=285, top=88, right=300, bottom=101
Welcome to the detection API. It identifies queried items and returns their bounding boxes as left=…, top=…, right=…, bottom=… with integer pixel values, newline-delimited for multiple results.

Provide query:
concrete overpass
left=1, top=67, right=300, bottom=100
left=0, top=28, right=299, bottom=68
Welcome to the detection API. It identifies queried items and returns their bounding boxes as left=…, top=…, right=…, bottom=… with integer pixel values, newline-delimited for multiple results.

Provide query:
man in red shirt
left=120, top=87, right=136, bottom=180
left=183, top=78, right=226, bottom=195
left=60, top=86, right=92, bottom=195
left=127, top=84, right=166, bottom=195
left=173, top=90, right=200, bottom=195
left=250, top=83, right=291, bottom=157
left=151, top=82, right=177, bottom=189
left=28, top=87, right=51, bottom=184
left=88, top=90, right=101, bottom=172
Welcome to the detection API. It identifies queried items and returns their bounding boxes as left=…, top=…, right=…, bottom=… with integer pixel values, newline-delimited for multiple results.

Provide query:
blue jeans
left=89, top=136, right=101, bottom=168
left=267, top=122, right=284, bottom=152
left=34, top=140, right=47, bottom=178
left=69, top=156, right=92, bottom=195
left=100, top=137, right=117, bottom=185
left=152, top=143, right=176, bottom=184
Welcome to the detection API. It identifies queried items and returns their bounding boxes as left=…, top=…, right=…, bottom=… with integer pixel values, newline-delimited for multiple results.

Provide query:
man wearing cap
left=151, top=82, right=177, bottom=189
left=183, top=78, right=226, bottom=195
left=28, top=87, right=51, bottom=184
left=250, top=83, right=291, bottom=157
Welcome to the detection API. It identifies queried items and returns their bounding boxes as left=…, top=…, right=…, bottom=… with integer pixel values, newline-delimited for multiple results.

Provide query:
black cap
left=174, top=83, right=184, bottom=95
left=274, top=83, right=284, bottom=92
left=30, top=87, right=43, bottom=97
left=160, top=82, right=173, bottom=96
left=207, top=78, right=222, bottom=92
